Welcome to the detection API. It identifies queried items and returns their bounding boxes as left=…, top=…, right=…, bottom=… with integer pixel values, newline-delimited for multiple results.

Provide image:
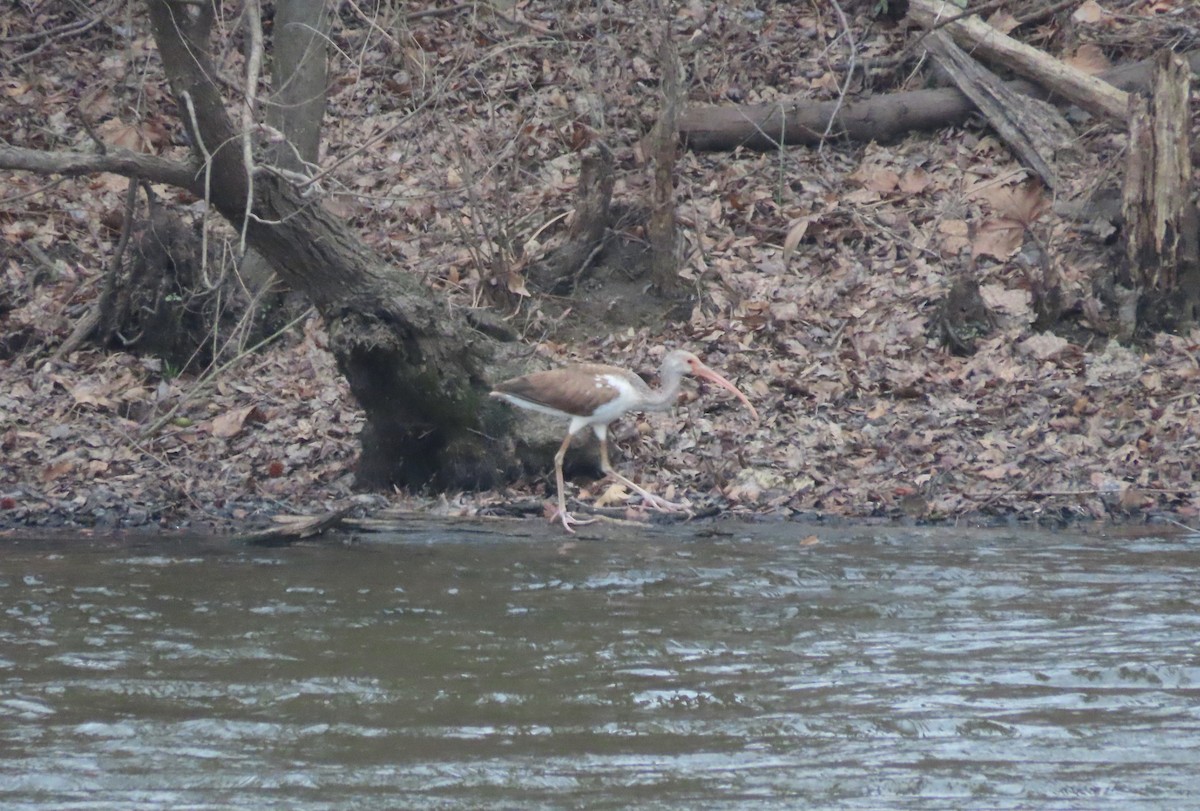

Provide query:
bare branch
left=820, top=0, right=859, bottom=153
left=240, top=0, right=264, bottom=256
left=0, top=145, right=199, bottom=189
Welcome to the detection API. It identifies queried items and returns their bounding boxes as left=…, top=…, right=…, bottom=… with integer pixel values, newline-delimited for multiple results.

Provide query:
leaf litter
left=2, top=1, right=1200, bottom=533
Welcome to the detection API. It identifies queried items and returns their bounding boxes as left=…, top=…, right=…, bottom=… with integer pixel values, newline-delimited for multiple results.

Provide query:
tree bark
left=240, top=0, right=336, bottom=319
left=647, top=33, right=684, bottom=298
left=0, top=145, right=196, bottom=187
left=141, top=0, right=517, bottom=489
left=268, top=0, right=328, bottom=173
left=1122, top=51, right=1200, bottom=333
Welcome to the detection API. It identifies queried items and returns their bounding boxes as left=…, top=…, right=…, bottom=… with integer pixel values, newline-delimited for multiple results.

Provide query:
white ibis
left=490, top=349, right=759, bottom=532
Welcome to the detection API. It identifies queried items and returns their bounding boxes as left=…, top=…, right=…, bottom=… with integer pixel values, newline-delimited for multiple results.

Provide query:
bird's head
left=662, top=349, right=759, bottom=422
left=662, top=349, right=703, bottom=378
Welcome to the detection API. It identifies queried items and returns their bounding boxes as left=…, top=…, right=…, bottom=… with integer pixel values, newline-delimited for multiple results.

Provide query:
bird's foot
left=637, top=492, right=689, bottom=513
left=604, top=474, right=690, bottom=514
left=547, top=504, right=596, bottom=534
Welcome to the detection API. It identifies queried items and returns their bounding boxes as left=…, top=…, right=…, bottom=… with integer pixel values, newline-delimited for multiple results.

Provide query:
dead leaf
left=594, top=482, right=630, bottom=508
left=96, top=119, right=151, bottom=153
left=770, top=301, right=801, bottom=322
left=899, top=167, right=932, bottom=195
left=979, top=464, right=1015, bottom=481
left=810, top=72, right=839, bottom=92
left=980, top=284, right=1032, bottom=318
left=1072, top=0, right=1107, bottom=24
left=972, top=219, right=1023, bottom=260
left=979, top=181, right=1049, bottom=224
left=850, top=164, right=900, bottom=193
left=1019, top=332, right=1070, bottom=360
left=843, top=187, right=881, bottom=205
left=986, top=10, right=1020, bottom=33
left=1066, top=44, right=1112, bottom=75
left=3, top=79, right=32, bottom=98
left=781, top=217, right=810, bottom=265
left=211, top=405, right=262, bottom=438
left=70, top=383, right=115, bottom=409
left=41, top=459, right=75, bottom=482
left=938, top=220, right=970, bottom=254
left=504, top=271, right=530, bottom=297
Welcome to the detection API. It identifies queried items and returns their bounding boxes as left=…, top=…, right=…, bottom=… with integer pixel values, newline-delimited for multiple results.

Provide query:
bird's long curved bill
left=694, top=364, right=760, bottom=422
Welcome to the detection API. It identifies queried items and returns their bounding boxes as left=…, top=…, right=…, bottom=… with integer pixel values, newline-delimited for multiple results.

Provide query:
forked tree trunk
left=238, top=0, right=333, bottom=316
left=146, top=1, right=520, bottom=489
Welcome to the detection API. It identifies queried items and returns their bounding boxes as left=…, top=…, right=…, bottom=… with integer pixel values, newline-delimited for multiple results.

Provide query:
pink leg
left=551, top=432, right=595, bottom=533
left=597, top=434, right=687, bottom=513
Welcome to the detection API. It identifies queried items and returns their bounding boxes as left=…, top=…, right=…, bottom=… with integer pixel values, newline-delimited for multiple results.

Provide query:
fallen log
left=233, top=506, right=353, bottom=546
left=923, top=30, right=1075, bottom=188
left=679, top=51, right=1200, bottom=152
left=908, top=0, right=1128, bottom=122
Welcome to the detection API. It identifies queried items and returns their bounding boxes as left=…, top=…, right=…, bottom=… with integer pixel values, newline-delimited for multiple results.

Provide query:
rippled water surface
left=2, top=521, right=1199, bottom=809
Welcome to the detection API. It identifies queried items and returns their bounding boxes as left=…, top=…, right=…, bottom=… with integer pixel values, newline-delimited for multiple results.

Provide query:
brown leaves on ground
left=2, top=0, right=1200, bottom=531
left=0, top=320, right=362, bottom=529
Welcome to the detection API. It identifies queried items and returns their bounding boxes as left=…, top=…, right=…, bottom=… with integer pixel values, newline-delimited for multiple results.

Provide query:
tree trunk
left=268, top=0, right=328, bottom=173
left=647, top=33, right=684, bottom=298
left=145, top=0, right=519, bottom=490
left=526, top=143, right=614, bottom=295
left=242, top=0, right=333, bottom=322
left=1122, top=51, right=1200, bottom=333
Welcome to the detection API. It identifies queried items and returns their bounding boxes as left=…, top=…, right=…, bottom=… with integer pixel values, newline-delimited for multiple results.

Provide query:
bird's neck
left=641, top=366, right=685, bottom=412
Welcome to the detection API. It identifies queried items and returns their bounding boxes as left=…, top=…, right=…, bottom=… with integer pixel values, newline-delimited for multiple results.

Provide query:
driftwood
left=923, top=30, right=1076, bottom=189
left=234, top=507, right=353, bottom=546
left=1122, top=51, right=1200, bottom=332
left=679, top=52, right=1200, bottom=153
left=907, top=0, right=1129, bottom=122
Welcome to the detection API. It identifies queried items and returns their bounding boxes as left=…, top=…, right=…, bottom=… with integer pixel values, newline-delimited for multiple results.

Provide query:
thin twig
left=298, top=84, right=447, bottom=192
left=404, top=4, right=472, bottom=22
left=820, top=0, right=859, bottom=153
left=181, top=91, right=214, bottom=287
left=0, top=1, right=114, bottom=45
left=141, top=307, right=315, bottom=438
left=240, top=0, right=264, bottom=258
left=0, top=176, right=67, bottom=206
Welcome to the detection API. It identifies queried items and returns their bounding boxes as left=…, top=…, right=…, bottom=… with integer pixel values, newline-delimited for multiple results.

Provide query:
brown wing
left=492, top=363, right=636, bottom=417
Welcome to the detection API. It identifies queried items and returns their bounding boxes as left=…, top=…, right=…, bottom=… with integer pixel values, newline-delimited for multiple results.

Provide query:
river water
left=1, top=520, right=1199, bottom=809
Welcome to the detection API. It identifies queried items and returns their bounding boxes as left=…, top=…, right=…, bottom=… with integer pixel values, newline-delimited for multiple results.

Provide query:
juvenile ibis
left=490, top=350, right=759, bottom=532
